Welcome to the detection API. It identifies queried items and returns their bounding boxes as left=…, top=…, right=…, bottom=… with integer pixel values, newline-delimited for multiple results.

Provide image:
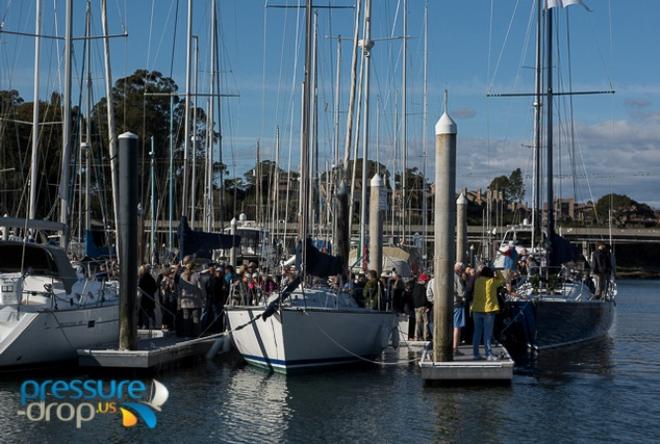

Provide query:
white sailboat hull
left=0, top=304, right=118, bottom=367
left=226, top=307, right=397, bottom=372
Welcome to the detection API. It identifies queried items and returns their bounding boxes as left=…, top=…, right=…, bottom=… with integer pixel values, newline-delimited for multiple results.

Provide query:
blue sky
left=1, top=0, right=659, bottom=207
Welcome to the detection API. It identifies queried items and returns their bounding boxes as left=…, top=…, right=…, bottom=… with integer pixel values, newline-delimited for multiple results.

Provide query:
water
left=0, top=280, right=658, bottom=443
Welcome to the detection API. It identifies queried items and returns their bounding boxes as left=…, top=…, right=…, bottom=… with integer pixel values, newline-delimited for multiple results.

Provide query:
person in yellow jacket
left=471, top=266, right=505, bottom=360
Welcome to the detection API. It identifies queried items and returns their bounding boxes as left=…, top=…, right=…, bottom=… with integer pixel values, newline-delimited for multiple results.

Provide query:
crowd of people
left=136, top=257, right=287, bottom=338
left=132, top=239, right=612, bottom=358
left=344, top=263, right=504, bottom=360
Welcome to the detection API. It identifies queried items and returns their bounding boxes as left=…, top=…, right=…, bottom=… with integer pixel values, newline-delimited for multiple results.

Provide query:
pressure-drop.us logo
left=16, top=378, right=169, bottom=429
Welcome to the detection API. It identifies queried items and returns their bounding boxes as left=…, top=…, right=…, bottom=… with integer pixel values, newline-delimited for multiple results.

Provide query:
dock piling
left=432, top=93, right=457, bottom=363
left=369, top=174, right=383, bottom=275
left=118, top=132, right=138, bottom=351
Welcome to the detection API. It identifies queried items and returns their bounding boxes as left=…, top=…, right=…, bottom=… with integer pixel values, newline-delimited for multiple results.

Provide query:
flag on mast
left=546, top=0, right=592, bottom=11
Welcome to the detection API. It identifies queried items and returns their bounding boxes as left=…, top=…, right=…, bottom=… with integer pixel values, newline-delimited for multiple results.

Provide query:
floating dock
left=419, top=344, right=514, bottom=384
left=77, top=331, right=231, bottom=370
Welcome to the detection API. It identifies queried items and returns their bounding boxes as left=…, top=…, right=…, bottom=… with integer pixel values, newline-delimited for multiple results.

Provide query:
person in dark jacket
left=138, top=264, right=158, bottom=329
left=591, top=241, right=613, bottom=298
left=362, top=270, right=383, bottom=310
left=412, top=274, right=431, bottom=341
left=390, top=271, right=405, bottom=313
left=159, top=266, right=178, bottom=331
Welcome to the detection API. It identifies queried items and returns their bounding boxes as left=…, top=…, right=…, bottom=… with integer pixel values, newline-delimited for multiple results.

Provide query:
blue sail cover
left=177, top=216, right=240, bottom=259
left=549, top=231, right=581, bottom=267
left=84, top=229, right=115, bottom=258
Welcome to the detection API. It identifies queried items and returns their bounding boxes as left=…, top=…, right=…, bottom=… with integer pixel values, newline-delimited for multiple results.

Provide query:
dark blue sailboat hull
left=498, top=299, right=615, bottom=351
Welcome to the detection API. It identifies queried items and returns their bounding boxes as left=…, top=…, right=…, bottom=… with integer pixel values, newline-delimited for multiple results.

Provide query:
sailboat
left=225, top=0, right=398, bottom=373
left=0, top=224, right=119, bottom=367
left=0, top=0, right=120, bottom=368
left=492, top=0, right=615, bottom=352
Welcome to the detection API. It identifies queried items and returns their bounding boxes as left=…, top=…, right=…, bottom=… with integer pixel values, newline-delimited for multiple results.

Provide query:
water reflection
left=520, top=337, right=615, bottom=379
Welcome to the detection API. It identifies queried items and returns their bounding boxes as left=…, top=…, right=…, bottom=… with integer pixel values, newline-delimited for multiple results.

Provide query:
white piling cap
left=435, top=90, right=457, bottom=135
left=456, top=193, right=467, bottom=205
left=118, top=131, right=138, bottom=140
left=370, top=174, right=383, bottom=187
left=230, top=217, right=237, bottom=225
left=435, top=112, right=457, bottom=135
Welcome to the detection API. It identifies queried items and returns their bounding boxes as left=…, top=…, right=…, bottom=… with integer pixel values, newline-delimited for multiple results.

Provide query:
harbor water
left=0, top=279, right=658, bottom=443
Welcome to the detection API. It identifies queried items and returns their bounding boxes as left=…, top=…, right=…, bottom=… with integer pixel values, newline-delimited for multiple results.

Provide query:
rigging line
left=169, top=0, right=180, bottom=78
left=259, top=1, right=269, bottom=140
left=0, top=0, right=16, bottom=25
left=273, top=0, right=290, bottom=126
left=146, top=0, right=155, bottom=67
left=151, top=0, right=177, bottom=71
left=389, top=0, right=400, bottom=38
left=488, top=0, right=520, bottom=93
left=4, top=0, right=31, bottom=92
left=486, top=0, right=494, bottom=89
left=52, top=0, right=62, bottom=96
left=565, top=8, right=578, bottom=202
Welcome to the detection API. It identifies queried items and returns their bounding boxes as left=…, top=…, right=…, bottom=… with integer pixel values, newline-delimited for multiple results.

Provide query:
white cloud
left=453, top=113, right=660, bottom=208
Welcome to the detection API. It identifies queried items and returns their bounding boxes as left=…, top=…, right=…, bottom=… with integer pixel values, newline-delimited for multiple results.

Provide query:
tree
left=488, top=168, right=525, bottom=202
left=508, top=168, right=525, bottom=202
left=595, top=194, right=656, bottom=227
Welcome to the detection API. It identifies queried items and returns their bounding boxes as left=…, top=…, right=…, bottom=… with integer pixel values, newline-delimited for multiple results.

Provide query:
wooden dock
left=77, top=331, right=231, bottom=370
left=419, top=344, right=514, bottom=384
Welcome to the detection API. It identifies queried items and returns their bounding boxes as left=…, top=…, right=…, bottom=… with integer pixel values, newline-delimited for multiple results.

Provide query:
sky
left=1, top=0, right=659, bottom=207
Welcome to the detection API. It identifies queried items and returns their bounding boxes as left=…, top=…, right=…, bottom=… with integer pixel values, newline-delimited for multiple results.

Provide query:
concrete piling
left=369, top=174, right=383, bottom=275
left=118, top=132, right=138, bottom=351
left=432, top=96, right=457, bottom=363
left=456, top=193, right=467, bottom=265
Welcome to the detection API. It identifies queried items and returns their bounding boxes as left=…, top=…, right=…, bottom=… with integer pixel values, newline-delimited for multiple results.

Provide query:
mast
left=101, top=0, right=120, bottom=255
left=256, top=140, right=260, bottom=224
left=532, top=0, right=543, bottom=250
left=546, top=6, right=555, bottom=252
left=182, top=0, right=193, bottom=220
left=59, top=0, right=73, bottom=247
left=149, top=136, right=156, bottom=264
left=342, top=0, right=363, bottom=173
left=401, top=0, right=408, bottom=245
left=358, top=0, right=373, bottom=264
left=213, top=0, right=224, bottom=229
left=168, top=95, right=174, bottom=252
left=421, top=0, right=429, bottom=263
left=333, top=35, right=342, bottom=169
left=310, top=12, right=318, bottom=235
left=28, top=0, right=41, bottom=220
left=300, top=0, right=313, bottom=270
left=272, top=127, right=280, bottom=239
left=205, top=0, right=217, bottom=232
left=84, top=1, right=92, bottom=232
left=190, top=35, right=199, bottom=228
